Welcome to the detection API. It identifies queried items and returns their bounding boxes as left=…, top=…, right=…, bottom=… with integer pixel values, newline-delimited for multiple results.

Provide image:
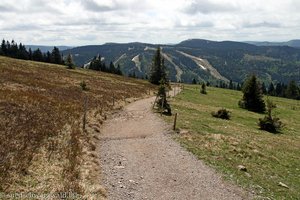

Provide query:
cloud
left=243, top=21, right=281, bottom=28
left=0, top=5, right=15, bottom=12
left=81, top=0, right=116, bottom=12
left=0, top=0, right=299, bottom=45
left=182, top=0, right=238, bottom=14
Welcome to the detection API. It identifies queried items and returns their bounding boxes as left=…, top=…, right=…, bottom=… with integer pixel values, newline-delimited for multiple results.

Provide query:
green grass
left=164, top=85, right=300, bottom=199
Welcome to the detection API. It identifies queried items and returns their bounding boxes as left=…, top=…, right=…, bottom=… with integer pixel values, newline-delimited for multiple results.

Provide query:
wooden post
left=112, top=94, right=115, bottom=107
left=173, top=86, right=176, bottom=96
left=173, top=113, right=177, bottom=130
left=153, top=95, right=158, bottom=109
left=83, top=95, right=87, bottom=131
left=161, top=97, right=164, bottom=116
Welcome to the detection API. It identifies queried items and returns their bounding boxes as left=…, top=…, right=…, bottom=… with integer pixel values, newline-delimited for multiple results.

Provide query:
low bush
left=258, top=116, right=282, bottom=133
left=258, top=100, right=283, bottom=133
left=211, top=108, right=231, bottom=120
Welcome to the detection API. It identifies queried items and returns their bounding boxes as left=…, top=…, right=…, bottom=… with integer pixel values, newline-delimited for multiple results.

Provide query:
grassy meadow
left=164, top=85, right=300, bottom=199
left=0, top=56, right=155, bottom=199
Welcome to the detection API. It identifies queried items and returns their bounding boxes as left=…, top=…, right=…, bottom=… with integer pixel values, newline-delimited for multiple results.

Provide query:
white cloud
left=0, top=0, right=299, bottom=45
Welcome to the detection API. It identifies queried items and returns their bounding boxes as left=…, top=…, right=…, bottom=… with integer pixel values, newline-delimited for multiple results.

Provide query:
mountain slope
left=63, top=39, right=300, bottom=84
left=245, top=40, right=300, bottom=48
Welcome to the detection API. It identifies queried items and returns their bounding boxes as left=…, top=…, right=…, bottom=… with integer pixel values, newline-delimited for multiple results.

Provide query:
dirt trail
left=99, top=90, right=252, bottom=200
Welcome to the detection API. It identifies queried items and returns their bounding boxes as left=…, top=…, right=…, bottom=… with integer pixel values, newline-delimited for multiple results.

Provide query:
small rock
left=140, top=176, right=144, bottom=179
left=179, top=129, right=189, bottom=134
left=237, top=165, right=247, bottom=172
left=129, top=179, right=135, bottom=183
left=120, top=185, right=125, bottom=188
left=114, top=166, right=125, bottom=169
left=278, top=182, right=289, bottom=188
left=245, top=172, right=252, bottom=178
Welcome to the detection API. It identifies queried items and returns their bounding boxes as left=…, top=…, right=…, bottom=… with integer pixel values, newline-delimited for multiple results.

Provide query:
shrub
left=258, top=116, right=282, bottom=133
left=79, top=81, right=88, bottom=91
left=200, top=83, right=207, bottom=94
left=258, top=99, right=283, bottom=133
left=212, top=108, right=231, bottom=120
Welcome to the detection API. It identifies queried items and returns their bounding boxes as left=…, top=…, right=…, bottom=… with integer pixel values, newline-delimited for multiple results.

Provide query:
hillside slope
left=0, top=56, right=154, bottom=198
left=63, top=39, right=300, bottom=84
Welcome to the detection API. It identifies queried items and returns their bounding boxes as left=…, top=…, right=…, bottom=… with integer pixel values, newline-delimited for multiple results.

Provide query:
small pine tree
left=116, top=64, right=122, bottom=75
left=239, top=75, right=266, bottom=113
left=156, top=79, right=171, bottom=115
left=258, top=99, right=283, bottom=133
left=80, top=81, right=88, bottom=91
left=109, top=61, right=116, bottom=73
left=229, top=80, right=234, bottom=89
left=65, top=54, right=75, bottom=69
left=192, top=78, right=197, bottom=84
left=200, top=82, right=207, bottom=94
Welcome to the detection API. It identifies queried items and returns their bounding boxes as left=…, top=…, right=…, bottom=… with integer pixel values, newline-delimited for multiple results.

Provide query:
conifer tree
left=200, top=82, right=207, bottom=94
left=239, top=75, right=266, bottom=113
left=149, top=47, right=168, bottom=85
left=32, top=48, right=44, bottom=61
left=268, top=82, right=275, bottom=96
left=192, top=78, right=197, bottom=84
left=286, top=80, right=299, bottom=99
left=261, top=82, right=267, bottom=94
left=116, top=64, right=122, bottom=75
left=1, top=39, right=7, bottom=55
left=28, top=48, right=32, bottom=60
left=51, top=47, right=62, bottom=64
left=109, top=61, right=116, bottom=73
left=65, top=54, right=75, bottom=69
left=229, top=80, right=234, bottom=89
left=275, top=83, right=283, bottom=97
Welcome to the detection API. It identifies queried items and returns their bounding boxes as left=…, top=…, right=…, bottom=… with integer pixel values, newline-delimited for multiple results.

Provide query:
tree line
left=0, top=39, right=124, bottom=76
left=88, top=55, right=122, bottom=75
left=0, top=39, right=64, bottom=65
left=264, top=81, right=300, bottom=100
left=192, top=77, right=300, bottom=100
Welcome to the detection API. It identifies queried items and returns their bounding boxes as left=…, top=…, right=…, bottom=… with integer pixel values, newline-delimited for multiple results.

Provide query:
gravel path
left=99, top=93, right=252, bottom=200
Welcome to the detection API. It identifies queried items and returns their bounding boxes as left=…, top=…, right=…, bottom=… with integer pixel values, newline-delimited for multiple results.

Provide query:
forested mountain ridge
left=62, top=39, right=300, bottom=84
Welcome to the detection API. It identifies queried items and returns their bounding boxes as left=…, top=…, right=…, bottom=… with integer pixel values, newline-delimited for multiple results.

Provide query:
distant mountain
left=25, top=45, right=73, bottom=52
left=62, top=39, right=300, bottom=84
left=245, top=40, right=300, bottom=48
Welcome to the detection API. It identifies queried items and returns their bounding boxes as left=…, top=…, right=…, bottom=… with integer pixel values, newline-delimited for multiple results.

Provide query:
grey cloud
left=183, top=0, right=237, bottom=14
left=5, top=24, right=42, bottom=31
left=76, top=34, right=98, bottom=41
left=81, top=0, right=118, bottom=12
left=176, top=21, right=214, bottom=29
left=0, top=5, right=15, bottom=12
left=243, top=21, right=281, bottom=28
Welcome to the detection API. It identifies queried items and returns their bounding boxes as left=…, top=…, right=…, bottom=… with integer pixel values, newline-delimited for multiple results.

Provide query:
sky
left=0, top=0, right=300, bottom=46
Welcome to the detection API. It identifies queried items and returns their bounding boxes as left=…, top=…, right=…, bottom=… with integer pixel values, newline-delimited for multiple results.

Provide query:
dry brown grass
left=0, top=56, right=155, bottom=199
